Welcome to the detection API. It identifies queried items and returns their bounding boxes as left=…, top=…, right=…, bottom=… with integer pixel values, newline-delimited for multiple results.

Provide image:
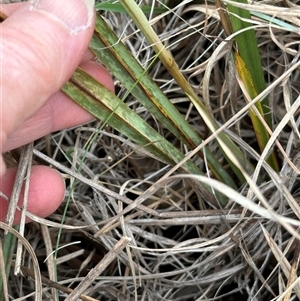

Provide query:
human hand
left=0, top=0, right=114, bottom=224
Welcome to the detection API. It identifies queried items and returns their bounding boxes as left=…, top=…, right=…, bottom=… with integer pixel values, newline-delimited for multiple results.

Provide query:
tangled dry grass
left=3, top=0, right=300, bottom=300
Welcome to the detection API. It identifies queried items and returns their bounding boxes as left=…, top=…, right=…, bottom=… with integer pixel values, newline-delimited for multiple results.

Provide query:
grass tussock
left=2, top=0, right=300, bottom=300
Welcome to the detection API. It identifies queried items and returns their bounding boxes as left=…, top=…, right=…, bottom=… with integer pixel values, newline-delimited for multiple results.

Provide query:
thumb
left=0, top=0, right=95, bottom=153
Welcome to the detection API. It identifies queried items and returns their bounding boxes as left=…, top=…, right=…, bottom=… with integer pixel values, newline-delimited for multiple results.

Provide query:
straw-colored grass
left=2, top=0, right=300, bottom=300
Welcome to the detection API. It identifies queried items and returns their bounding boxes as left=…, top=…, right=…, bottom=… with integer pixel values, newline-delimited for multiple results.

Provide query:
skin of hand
left=0, top=0, right=114, bottom=224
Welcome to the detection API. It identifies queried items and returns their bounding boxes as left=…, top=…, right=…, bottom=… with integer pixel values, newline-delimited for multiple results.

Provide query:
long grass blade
left=91, top=13, right=238, bottom=188
left=226, top=0, right=280, bottom=171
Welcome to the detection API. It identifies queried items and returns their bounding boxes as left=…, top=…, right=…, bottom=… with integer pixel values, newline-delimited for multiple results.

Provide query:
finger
left=3, top=61, right=114, bottom=152
left=0, top=2, right=23, bottom=14
left=0, top=166, right=65, bottom=224
left=0, top=2, right=96, bottom=64
left=0, top=0, right=95, bottom=146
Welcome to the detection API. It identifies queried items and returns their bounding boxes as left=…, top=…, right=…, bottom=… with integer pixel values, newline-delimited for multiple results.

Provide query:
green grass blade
left=62, top=68, right=227, bottom=204
left=62, top=68, right=193, bottom=169
left=91, top=13, right=238, bottom=189
left=227, top=1, right=270, bottom=122
left=117, top=0, right=256, bottom=182
left=0, top=230, right=17, bottom=298
left=251, top=11, right=298, bottom=32
left=227, top=0, right=280, bottom=171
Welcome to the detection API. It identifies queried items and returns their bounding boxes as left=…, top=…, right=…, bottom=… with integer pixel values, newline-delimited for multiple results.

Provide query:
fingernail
left=29, top=0, right=95, bottom=34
